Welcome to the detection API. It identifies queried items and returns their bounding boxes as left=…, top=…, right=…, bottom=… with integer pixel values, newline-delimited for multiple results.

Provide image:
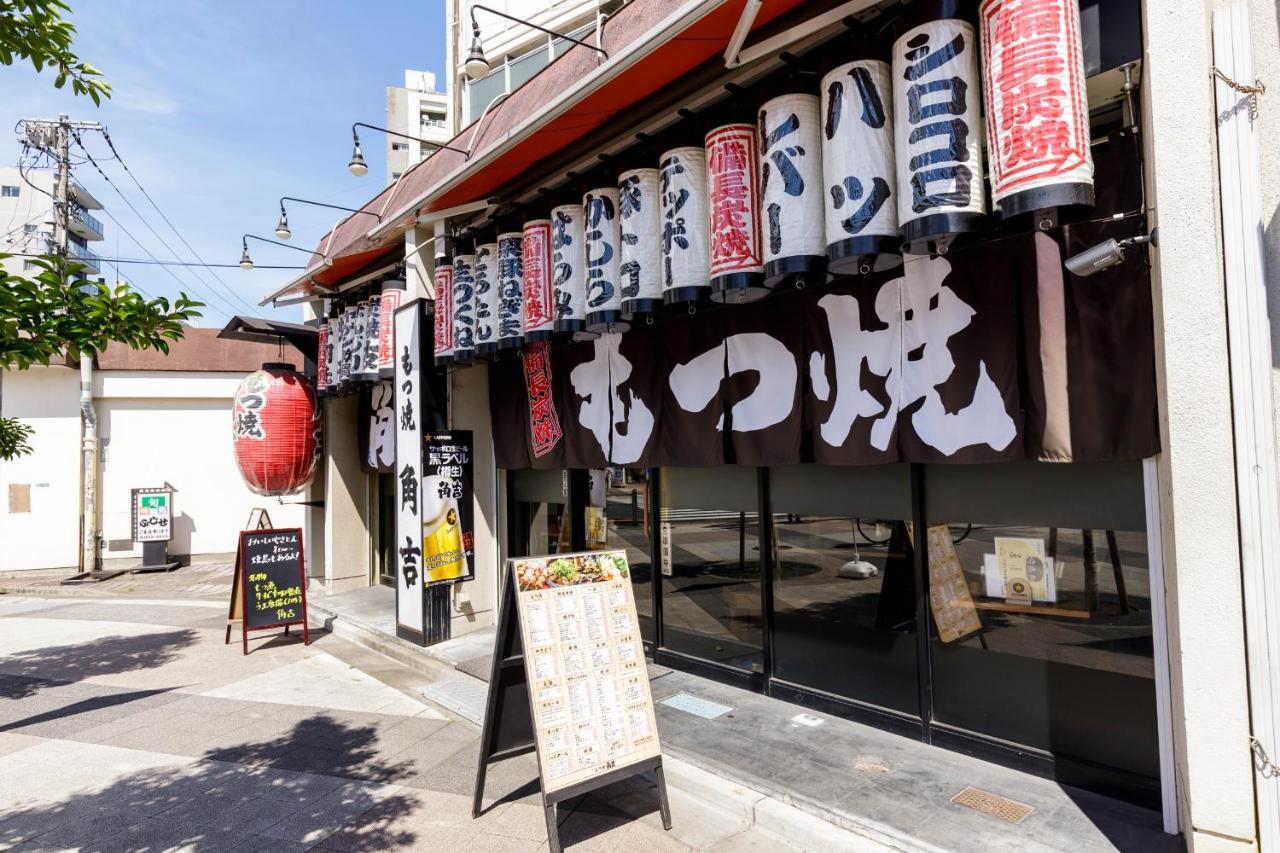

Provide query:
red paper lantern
left=232, top=364, right=320, bottom=496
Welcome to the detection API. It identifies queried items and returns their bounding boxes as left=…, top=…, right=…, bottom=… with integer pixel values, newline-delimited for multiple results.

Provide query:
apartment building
left=384, top=70, right=452, bottom=185
left=0, top=166, right=105, bottom=278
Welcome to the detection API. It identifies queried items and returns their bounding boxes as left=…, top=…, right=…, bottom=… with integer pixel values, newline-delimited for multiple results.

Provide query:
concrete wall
left=1143, top=0, right=1258, bottom=848
left=449, top=362, right=498, bottom=636
left=0, top=367, right=83, bottom=571
left=322, top=394, right=372, bottom=591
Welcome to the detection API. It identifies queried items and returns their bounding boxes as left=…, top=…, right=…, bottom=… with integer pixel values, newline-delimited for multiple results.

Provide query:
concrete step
left=306, top=595, right=460, bottom=686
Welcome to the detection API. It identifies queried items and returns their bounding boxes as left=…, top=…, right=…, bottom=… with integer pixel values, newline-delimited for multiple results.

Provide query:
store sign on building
left=423, top=431, right=474, bottom=584
left=131, top=486, right=173, bottom=543
left=394, top=301, right=428, bottom=643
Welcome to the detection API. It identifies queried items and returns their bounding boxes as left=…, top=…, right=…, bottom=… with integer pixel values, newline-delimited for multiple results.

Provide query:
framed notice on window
left=510, top=550, right=660, bottom=794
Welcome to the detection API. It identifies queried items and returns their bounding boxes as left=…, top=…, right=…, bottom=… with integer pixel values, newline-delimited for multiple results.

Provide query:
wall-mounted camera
left=1064, top=229, right=1158, bottom=277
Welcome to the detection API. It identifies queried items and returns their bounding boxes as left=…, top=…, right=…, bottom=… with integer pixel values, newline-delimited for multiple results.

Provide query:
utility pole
left=17, top=115, right=117, bottom=581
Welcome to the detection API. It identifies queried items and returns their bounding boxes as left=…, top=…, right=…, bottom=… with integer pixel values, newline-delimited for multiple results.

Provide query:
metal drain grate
left=950, top=787, right=1035, bottom=824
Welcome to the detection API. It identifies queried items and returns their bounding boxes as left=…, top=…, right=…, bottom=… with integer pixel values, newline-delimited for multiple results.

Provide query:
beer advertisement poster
left=423, top=431, right=474, bottom=585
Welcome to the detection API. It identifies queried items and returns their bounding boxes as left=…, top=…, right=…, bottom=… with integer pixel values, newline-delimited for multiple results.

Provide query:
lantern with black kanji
left=707, top=102, right=766, bottom=303
left=821, top=34, right=902, bottom=275
left=551, top=197, right=589, bottom=335
left=496, top=229, right=525, bottom=351
left=434, top=255, right=455, bottom=366
left=584, top=178, right=628, bottom=333
left=659, top=137, right=710, bottom=305
left=474, top=238, right=499, bottom=357
left=522, top=217, right=555, bottom=341
left=453, top=248, right=476, bottom=364
left=892, top=0, right=988, bottom=255
left=355, top=296, right=380, bottom=384
left=618, top=146, right=663, bottom=316
left=979, top=0, right=1093, bottom=221
left=232, top=363, right=320, bottom=496
left=759, top=72, right=826, bottom=287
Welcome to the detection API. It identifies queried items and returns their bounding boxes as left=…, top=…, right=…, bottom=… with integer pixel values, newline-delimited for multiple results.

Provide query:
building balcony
left=69, top=241, right=101, bottom=275
left=68, top=204, right=104, bottom=241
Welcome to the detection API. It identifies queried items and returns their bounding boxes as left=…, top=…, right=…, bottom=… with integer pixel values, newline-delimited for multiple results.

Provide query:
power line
left=3, top=250, right=305, bottom=270
left=68, top=132, right=251, bottom=320
left=94, top=127, right=268, bottom=318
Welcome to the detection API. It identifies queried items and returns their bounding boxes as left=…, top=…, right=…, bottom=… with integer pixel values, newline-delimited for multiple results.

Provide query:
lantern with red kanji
left=232, top=364, right=320, bottom=496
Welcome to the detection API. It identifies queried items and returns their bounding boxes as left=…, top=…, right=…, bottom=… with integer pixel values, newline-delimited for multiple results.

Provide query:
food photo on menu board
left=516, top=552, right=629, bottom=590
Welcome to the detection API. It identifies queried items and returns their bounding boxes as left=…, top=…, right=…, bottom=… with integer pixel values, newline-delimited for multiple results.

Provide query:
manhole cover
left=950, top=787, right=1034, bottom=824
left=422, top=676, right=488, bottom=725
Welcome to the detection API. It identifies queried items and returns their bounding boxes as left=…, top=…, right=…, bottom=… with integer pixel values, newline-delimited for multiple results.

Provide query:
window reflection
left=587, top=468, right=655, bottom=642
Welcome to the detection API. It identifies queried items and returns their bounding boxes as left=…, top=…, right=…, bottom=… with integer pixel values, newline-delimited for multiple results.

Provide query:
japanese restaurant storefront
left=263, top=0, right=1279, bottom=848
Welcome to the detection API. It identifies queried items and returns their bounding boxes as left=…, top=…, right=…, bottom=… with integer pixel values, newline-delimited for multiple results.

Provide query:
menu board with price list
left=225, top=528, right=309, bottom=654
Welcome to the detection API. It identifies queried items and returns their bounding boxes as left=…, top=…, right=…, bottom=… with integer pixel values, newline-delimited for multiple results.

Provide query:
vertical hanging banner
left=979, top=0, right=1094, bottom=217
left=422, top=431, right=474, bottom=584
left=394, top=300, right=428, bottom=644
left=377, top=279, right=406, bottom=378
left=706, top=123, right=766, bottom=303
left=453, top=254, right=477, bottom=364
left=524, top=341, right=563, bottom=460
left=759, top=89, right=826, bottom=287
left=659, top=146, right=711, bottom=305
left=618, top=167, right=663, bottom=316
left=360, top=380, right=396, bottom=473
left=522, top=219, right=555, bottom=341
left=584, top=187, right=628, bottom=333
left=497, top=232, right=525, bottom=351
left=821, top=54, right=902, bottom=274
left=551, top=204, right=588, bottom=334
left=434, top=259, right=455, bottom=366
left=475, top=242, right=499, bottom=356
left=893, top=4, right=988, bottom=254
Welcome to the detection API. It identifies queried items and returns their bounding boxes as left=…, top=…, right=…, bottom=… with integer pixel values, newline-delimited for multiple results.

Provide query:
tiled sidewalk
left=0, top=559, right=236, bottom=601
left=0, top=595, right=792, bottom=852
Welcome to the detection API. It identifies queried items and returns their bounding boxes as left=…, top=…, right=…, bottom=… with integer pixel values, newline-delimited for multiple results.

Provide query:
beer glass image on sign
left=422, top=474, right=465, bottom=583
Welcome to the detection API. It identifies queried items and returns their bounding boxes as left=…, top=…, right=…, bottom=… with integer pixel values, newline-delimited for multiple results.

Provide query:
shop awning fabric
left=261, top=0, right=812, bottom=306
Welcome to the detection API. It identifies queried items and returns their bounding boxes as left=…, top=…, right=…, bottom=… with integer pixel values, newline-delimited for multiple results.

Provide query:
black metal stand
left=131, top=540, right=180, bottom=573
left=472, top=571, right=672, bottom=853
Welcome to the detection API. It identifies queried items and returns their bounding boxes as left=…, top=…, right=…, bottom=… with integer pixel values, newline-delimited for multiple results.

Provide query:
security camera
left=1064, top=229, right=1157, bottom=277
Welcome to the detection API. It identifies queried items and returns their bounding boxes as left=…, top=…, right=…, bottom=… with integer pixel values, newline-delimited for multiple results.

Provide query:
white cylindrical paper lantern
left=618, top=167, right=663, bottom=316
left=334, top=305, right=351, bottom=393
left=496, top=232, right=525, bottom=351
left=706, top=122, right=766, bottom=303
left=659, top=146, right=710, bottom=305
left=759, top=89, right=826, bottom=287
left=821, top=55, right=902, bottom=274
left=551, top=204, right=588, bottom=334
left=377, top=279, right=405, bottom=379
left=892, top=1, right=987, bottom=255
left=358, top=295, right=381, bottom=383
left=352, top=299, right=376, bottom=383
left=452, top=253, right=476, bottom=364
left=316, top=315, right=330, bottom=396
left=583, top=187, right=628, bottom=333
left=433, top=259, right=455, bottom=366
left=522, top=219, right=555, bottom=341
left=979, top=0, right=1093, bottom=218
left=474, top=242, right=499, bottom=356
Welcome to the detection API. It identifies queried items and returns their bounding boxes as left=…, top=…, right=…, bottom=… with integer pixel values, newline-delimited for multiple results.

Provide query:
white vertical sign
left=393, top=301, right=426, bottom=641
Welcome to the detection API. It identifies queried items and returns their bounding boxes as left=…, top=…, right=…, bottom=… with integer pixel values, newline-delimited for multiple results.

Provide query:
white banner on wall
left=393, top=301, right=426, bottom=642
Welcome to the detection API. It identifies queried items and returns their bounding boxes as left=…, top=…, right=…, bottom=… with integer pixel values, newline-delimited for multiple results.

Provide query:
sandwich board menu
left=224, top=528, right=309, bottom=655
left=473, top=550, right=670, bottom=853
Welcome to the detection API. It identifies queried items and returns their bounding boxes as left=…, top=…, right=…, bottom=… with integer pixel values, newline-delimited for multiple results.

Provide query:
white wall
left=0, top=367, right=83, bottom=571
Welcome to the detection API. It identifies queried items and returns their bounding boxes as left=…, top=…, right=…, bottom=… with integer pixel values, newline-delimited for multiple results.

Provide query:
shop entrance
left=507, top=461, right=1163, bottom=810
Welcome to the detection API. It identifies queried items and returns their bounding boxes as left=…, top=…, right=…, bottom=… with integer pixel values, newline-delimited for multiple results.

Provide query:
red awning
left=265, top=0, right=811, bottom=305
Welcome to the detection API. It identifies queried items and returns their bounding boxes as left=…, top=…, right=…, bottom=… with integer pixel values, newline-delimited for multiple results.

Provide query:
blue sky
left=2, top=0, right=447, bottom=326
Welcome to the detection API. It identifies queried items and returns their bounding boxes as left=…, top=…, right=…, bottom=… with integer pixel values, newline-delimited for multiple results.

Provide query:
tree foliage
left=0, top=0, right=110, bottom=103
left=0, top=257, right=202, bottom=459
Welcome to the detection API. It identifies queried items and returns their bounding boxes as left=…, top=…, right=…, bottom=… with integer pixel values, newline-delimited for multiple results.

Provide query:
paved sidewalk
left=0, top=559, right=235, bottom=601
left=0, top=595, right=798, bottom=852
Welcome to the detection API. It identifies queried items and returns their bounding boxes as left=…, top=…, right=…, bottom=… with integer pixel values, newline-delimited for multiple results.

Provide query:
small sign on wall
left=131, top=487, right=173, bottom=542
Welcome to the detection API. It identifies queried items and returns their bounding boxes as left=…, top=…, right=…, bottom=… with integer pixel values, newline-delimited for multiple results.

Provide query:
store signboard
left=131, top=487, right=173, bottom=543
left=511, top=550, right=660, bottom=794
left=422, top=431, right=474, bottom=585
left=394, top=300, right=428, bottom=643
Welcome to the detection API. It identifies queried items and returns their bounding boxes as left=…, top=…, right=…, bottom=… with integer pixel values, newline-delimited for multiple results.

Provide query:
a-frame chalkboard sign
left=473, top=553, right=671, bottom=853
left=224, top=528, right=309, bottom=655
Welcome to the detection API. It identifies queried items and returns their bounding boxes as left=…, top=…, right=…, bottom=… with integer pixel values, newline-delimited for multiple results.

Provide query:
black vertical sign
left=422, top=430, right=475, bottom=584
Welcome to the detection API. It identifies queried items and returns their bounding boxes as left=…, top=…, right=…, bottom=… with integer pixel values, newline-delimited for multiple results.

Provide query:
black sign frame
left=423, top=430, right=476, bottom=586
left=227, top=527, right=310, bottom=655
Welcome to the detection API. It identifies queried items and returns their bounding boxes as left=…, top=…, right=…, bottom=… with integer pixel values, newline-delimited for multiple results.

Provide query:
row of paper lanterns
left=315, top=279, right=406, bottom=396
left=429, top=0, right=1092, bottom=363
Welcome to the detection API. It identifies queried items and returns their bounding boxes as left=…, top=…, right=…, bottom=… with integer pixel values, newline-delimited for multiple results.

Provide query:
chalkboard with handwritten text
left=228, top=527, right=309, bottom=654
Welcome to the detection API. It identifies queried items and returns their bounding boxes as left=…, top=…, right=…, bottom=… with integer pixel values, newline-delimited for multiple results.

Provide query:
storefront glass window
left=924, top=462, right=1158, bottom=795
left=659, top=467, right=763, bottom=673
left=510, top=468, right=569, bottom=557
left=769, top=465, right=917, bottom=715
left=586, top=468, right=655, bottom=642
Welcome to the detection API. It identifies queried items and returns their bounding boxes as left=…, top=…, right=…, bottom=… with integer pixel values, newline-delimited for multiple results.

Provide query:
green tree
left=0, top=0, right=110, bottom=103
left=1, top=2, right=204, bottom=460
left=1, top=257, right=203, bottom=459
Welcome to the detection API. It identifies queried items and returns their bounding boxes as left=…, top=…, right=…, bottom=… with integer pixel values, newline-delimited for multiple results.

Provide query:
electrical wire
left=3, top=251, right=304, bottom=270
left=95, top=127, right=268, bottom=318
left=70, top=131, right=260, bottom=320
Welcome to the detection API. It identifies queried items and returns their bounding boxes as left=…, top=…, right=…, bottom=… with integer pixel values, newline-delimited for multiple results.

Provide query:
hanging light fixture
left=274, top=207, right=291, bottom=241
left=240, top=239, right=253, bottom=270
left=348, top=132, right=369, bottom=177
left=466, top=4, right=608, bottom=81
left=240, top=234, right=326, bottom=271
left=465, top=21, right=490, bottom=78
